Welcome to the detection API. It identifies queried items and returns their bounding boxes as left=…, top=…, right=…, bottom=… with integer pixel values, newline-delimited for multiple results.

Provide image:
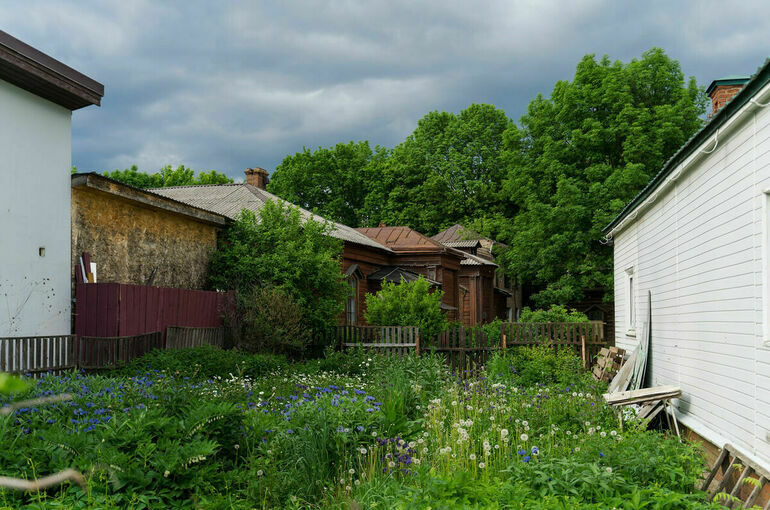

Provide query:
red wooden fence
left=75, top=283, right=231, bottom=346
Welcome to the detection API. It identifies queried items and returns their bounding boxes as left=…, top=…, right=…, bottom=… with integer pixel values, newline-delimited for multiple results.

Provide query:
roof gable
left=356, top=226, right=446, bottom=252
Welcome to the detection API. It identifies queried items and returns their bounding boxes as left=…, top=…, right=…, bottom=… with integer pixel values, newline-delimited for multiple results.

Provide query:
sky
left=1, top=1, right=768, bottom=180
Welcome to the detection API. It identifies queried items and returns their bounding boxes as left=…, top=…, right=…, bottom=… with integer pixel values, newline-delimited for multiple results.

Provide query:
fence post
left=415, top=331, right=420, bottom=356
left=581, top=335, right=587, bottom=369
left=502, top=332, right=507, bottom=350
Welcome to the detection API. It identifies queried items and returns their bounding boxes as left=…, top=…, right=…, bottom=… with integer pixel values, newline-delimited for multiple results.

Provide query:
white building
left=604, top=62, right=770, bottom=465
left=0, top=31, right=103, bottom=337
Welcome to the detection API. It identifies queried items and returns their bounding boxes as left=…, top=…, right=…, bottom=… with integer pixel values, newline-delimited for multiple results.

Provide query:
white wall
left=613, top=86, right=770, bottom=465
left=0, top=79, right=72, bottom=336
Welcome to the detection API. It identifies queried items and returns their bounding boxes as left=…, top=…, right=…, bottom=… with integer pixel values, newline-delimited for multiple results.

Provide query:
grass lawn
left=0, top=346, right=720, bottom=509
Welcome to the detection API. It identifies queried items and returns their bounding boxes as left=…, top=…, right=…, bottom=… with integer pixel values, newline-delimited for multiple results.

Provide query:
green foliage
left=208, top=201, right=348, bottom=340
left=487, top=344, right=589, bottom=387
left=102, top=164, right=233, bottom=188
left=374, top=103, right=512, bottom=235
left=115, top=345, right=288, bottom=379
left=519, top=305, right=589, bottom=323
left=0, top=372, right=28, bottom=394
left=364, top=276, right=449, bottom=339
left=496, top=48, right=708, bottom=306
left=268, top=141, right=388, bottom=227
left=230, top=285, right=310, bottom=358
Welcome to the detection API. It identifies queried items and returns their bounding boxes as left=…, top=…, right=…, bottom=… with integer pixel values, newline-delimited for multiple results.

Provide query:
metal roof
left=604, top=58, right=770, bottom=235
left=152, top=183, right=392, bottom=252
left=460, top=252, right=497, bottom=267
left=357, top=226, right=448, bottom=253
left=443, top=240, right=482, bottom=248
left=431, top=224, right=482, bottom=243
left=0, top=30, right=103, bottom=109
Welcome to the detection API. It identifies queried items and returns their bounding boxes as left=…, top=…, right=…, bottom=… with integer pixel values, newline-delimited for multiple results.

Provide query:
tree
left=496, top=48, right=707, bottom=306
left=364, top=277, right=448, bottom=339
left=208, top=201, right=347, bottom=344
left=102, top=164, right=232, bottom=188
left=268, top=141, right=388, bottom=227
left=375, top=103, right=513, bottom=235
left=518, top=305, right=588, bottom=323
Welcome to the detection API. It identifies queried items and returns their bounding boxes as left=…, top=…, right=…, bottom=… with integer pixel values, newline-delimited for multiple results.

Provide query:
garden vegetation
left=0, top=346, right=720, bottom=509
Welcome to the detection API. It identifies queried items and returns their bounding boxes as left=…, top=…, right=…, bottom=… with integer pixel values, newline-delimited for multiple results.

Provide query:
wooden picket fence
left=1, top=326, right=226, bottom=375
left=77, top=331, right=163, bottom=370
left=337, top=326, right=420, bottom=356
left=0, top=335, right=77, bottom=376
left=338, top=321, right=608, bottom=376
left=166, top=326, right=225, bottom=350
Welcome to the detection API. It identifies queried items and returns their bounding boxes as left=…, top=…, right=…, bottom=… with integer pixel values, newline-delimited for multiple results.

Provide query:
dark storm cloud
left=0, top=1, right=767, bottom=179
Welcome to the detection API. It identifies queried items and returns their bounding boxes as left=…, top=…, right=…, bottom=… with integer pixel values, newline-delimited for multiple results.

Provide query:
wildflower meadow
left=0, top=345, right=719, bottom=509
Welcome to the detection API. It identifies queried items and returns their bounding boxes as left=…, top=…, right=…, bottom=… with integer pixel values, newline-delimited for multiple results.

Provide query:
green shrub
left=364, top=276, right=449, bottom=340
left=229, top=285, right=310, bottom=357
left=208, top=200, right=348, bottom=341
left=487, top=344, right=588, bottom=387
left=519, top=305, right=589, bottom=323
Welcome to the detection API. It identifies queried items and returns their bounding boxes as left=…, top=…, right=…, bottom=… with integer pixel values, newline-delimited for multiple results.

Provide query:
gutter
left=603, top=58, right=770, bottom=238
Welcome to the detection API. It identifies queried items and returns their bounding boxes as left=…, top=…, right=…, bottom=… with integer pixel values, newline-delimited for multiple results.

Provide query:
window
left=626, top=267, right=636, bottom=334
left=346, top=274, right=358, bottom=325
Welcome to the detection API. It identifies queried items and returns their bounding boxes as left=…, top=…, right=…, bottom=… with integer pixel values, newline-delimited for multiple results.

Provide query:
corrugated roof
left=604, top=58, right=770, bottom=235
left=152, top=183, right=392, bottom=252
left=460, top=252, right=497, bottom=267
left=431, top=224, right=482, bottom=243
left=443, top=240, right=482, bottom=248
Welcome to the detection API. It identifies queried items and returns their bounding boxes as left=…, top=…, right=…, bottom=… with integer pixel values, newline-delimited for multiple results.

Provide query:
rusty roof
left=152, top=183, right=392, bottom=252
left=356, top=226, right=450, bottom=253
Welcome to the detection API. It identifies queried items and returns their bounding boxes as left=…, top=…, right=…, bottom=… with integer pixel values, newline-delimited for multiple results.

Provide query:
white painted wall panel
left=0, top=79, right=72, bottom=336
left=612, top=95, right=770, bottom=465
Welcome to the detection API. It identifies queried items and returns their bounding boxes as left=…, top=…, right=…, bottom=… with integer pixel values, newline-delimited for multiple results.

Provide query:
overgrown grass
left=0, top=346, right=717, bottom=508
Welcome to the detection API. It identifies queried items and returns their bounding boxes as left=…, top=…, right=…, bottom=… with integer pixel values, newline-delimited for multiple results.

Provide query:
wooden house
left=432, top=224, right=522, bottom=326
left=603, top=64, right=770, bottom=466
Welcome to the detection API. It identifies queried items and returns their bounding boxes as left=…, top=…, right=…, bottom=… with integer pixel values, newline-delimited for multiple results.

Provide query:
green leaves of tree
left=497, top=48, right=707, bottom=305
left=102, top=164, right=233, bottom=188
left=207, top=201, right=347, bottom=337
left=364, top=277, right=448, bottom=339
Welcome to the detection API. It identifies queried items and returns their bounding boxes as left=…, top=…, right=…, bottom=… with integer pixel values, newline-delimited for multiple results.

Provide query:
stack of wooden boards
left=593, top=346, right=626, bottom=382
left=603, top=385, right=682, bottom=437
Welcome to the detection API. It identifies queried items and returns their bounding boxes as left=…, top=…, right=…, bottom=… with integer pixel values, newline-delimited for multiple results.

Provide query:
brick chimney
left=706, top=75, right=750, bottom=116
left=244, top=167, right=269, bottom=190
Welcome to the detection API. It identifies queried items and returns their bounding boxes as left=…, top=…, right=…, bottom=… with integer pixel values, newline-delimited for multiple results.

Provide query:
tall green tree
left=102, top=164, right=232, bottom=188
left=497, top=48, right=707, bottom=306
left=208, top=201, right=347, bottom=338
left=268, top=141, right=388, bottom=227
left=375, top=103, right=512, bottom=234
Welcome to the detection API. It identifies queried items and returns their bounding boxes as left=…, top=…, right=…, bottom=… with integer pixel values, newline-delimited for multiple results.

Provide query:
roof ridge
left=150, top=182, right=243, bottom=190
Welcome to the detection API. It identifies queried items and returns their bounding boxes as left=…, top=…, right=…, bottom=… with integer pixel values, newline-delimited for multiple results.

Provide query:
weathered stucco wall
left=72, top=187, right=219, bottom=291
left=0, top=80, right=71, bottom=336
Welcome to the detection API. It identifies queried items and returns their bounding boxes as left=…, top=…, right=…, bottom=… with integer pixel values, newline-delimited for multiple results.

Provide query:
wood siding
left=612, top=90, right=770, bottom=465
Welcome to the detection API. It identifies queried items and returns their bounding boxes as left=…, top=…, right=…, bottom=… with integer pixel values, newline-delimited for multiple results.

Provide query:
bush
left=487, top=344, right=588, bottom=387
left=364, top=276, right=449, bottom=339
left=208, top=200, right=348, bottom=342
left=229, top=285, right=310, bottom=358
left=116, top=345, right=288, bottom=379
left=519, top=305, right=589, bottom=323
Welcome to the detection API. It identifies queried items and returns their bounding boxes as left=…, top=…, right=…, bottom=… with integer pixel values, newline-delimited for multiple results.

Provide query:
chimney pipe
left=244, top=167, right=269, bottom=190
left=706, top=75, right=750, bottom=116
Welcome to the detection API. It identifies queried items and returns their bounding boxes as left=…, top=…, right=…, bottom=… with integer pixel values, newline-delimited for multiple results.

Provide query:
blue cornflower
left=523, top=455, right=531, bottom=463
left=518, top=449, right=526, bottom=456
left=599, top=452, right=605, bottom=458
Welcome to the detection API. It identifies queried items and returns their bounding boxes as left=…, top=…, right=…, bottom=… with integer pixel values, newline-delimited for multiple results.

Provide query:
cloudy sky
left=1, top=1, right=767, bottom=179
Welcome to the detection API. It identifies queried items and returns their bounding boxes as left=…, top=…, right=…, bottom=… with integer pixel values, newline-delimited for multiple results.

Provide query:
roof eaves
left=603, top=58, right=770, bottom=235
left=0, top=30, right=104, bottom=109
left=73, top=173, right=229, bottom=227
